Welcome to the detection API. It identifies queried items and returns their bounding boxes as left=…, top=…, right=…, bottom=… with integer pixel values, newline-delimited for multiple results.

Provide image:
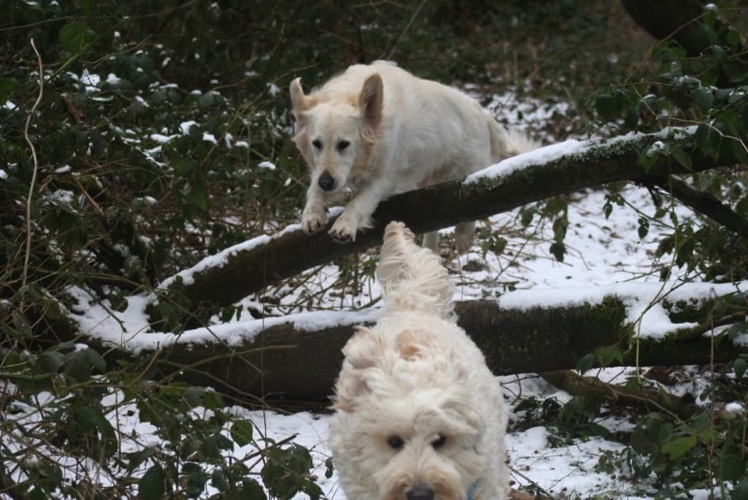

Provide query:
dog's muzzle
left=318, top=172, right=336, bottom=192
left=406, top=485, right=434, bottom=500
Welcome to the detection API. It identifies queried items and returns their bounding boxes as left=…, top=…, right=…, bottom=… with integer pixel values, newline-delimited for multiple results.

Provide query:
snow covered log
left=129, top=293, right=747, bottom=408
left=150, top=129, right=729, bottom=326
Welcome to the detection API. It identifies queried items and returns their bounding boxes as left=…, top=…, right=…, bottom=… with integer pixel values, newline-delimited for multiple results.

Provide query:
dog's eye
left=311, top=139, right=322, bottom=150
left=387, top=435, right=405, bottom=451
left=336, top=140, right=350, bottom=152
left=431, top=434, right=447, bottom=450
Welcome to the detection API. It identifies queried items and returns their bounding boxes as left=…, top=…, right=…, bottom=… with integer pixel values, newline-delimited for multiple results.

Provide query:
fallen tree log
left=539, top=370, right=699, bottom=420
left=121, top=297, right=747, bottom=410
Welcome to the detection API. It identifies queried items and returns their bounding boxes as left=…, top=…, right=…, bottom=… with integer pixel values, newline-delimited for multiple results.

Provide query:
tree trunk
left=621, top=0, right=709, bottom=57
left=104, top=296, right=747, bottom=410
left=150, top=131, right=730, bottom=327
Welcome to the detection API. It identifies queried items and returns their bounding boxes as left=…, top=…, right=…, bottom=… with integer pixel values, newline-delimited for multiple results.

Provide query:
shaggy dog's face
left=335, top=368, right=486, bottom=500
left=357, top=391, right=482, bottom=500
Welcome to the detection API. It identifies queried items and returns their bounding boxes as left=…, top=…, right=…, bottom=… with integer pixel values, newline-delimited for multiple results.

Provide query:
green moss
left=588, top=296, right=630, bottom=337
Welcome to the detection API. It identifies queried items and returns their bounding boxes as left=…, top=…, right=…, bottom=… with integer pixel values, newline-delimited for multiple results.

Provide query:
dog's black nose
left=318, top=172, right=336, bottom=192
left=406, top=486, right=434, bottom=500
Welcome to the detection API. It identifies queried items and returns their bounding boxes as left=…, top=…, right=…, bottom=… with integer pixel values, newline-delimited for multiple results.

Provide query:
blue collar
left=466, top=482, right=478, bottom=500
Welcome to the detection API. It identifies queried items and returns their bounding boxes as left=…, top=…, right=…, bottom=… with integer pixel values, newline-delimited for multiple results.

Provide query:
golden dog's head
left=289, top=72, right=383, bottom=193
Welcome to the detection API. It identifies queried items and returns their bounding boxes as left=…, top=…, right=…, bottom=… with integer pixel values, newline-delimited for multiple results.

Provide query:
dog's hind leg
left=454, top=221, right=475, bottom=254
left=422, top=231, right=439, bottom=253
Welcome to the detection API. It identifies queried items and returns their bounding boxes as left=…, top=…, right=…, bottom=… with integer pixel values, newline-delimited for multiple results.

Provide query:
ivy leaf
left=661, top=435, right=697, bottom=460
left=575, top=353, right=595, bottom=374
left=733, top=357, right=747, bottom=379
left=638, top=217, right=650, bottom=239
left=719, top=453, right=746, bottom=482
left=231, top=420, right=255, bottom=447
left=732, top=479, right=748, bottom=500
left=671, top=148, right=693, bottom=170
left=138, top=465, right=167, bottom=500
left=58, top=22, right=96, bottom=56
left=595, top=93, right=619, bottom=120
left=549, top=242, right=566, bottom=262
left=693, top=88, right=714, bottom=114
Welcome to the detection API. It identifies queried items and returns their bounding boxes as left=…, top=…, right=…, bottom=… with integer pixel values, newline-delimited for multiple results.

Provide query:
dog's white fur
left=290, top=61, right=537, bottom=253
left=330, top=221, right=509, bottom=500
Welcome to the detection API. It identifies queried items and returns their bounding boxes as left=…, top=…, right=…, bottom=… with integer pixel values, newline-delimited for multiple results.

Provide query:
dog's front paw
left=302, top=208, right=328, bottom=234
left=329, top=216, right=358, bottom=243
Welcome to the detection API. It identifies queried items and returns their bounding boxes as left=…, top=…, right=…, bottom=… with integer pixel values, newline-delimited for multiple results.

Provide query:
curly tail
left=376, top=221, right=454, bottom=317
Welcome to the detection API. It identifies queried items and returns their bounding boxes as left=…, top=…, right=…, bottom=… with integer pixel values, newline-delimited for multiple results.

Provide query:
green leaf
left=182, top=462, right=209, bottom=497
left=203, top=389, right=225, bottom=410
left=670, top=148, right=693, bottom=170
left=552, top=217, right=567, bottom=240
left=594, top=345, right=624, bottom=366
left=139, top=465, right=167, bottom=500
left=734, top=357, right=747, bottom=379
left=262, top=444, right=320, bottom=500
left=325, top=457, right=335, bottom=479
left=575, top=353, right=595, bottom=374
left=200, top=432, right=234, bottom=460
left=520, top=208, right=535, bottom=227
left=63, top=349, right=93, bottom=383
left=637, top=217, right=649, bottom=239
left=549, top=242, right=565, bottom=262
left=693, top=88, right=714, bottom=114
left=720, top=453, right=746, bottom=482
left=36, top=351, right=65, bottom=374
left=732, top=479, right=748, bottom=500
left=0, top=77, right=19, bottom=103
left=639, top=149, right=659, bottom=171
left=487, top=236, right=507, bottom=255
left=210, top=468, right=229, bottom=493
left=126, top=446, right=158, bottom=474
left=661, top=435, right=697, bottom=460
left=603, top=200, right=613, bottom=219
left=58, top=22, right=96, bottom=55
left=595, top=93, right=618, bottom=120
left=231, top=420, right=254, bottom=447
left=237, top=480, right=267, bottom=499
left=83, top=347, right=106, bottom=372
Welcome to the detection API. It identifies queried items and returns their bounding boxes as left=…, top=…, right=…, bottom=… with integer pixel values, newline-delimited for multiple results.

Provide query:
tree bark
left=150, top=131, right=730, bottom=326
left=539, top=370, right=699, bottom=421
left=621, top=0, right=709, bottom=57
left=110, top=296, right=747, bottom=410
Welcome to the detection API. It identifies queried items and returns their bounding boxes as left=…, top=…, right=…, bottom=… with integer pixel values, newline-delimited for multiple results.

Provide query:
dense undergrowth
left=2, top=1, right=748, bottom=498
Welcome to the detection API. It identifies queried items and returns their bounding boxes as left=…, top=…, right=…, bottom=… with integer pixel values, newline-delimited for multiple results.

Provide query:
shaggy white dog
left=329, top=221, right=510, bottom=500
left=290, top=61, right=537, bottom=253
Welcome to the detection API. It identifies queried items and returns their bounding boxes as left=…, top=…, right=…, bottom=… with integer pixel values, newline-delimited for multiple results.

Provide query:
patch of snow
left=464, top=139, right=585, bottom=183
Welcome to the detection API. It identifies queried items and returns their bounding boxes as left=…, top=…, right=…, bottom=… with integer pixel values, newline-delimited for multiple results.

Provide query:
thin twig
left=21, top=38, right=45, bottom=292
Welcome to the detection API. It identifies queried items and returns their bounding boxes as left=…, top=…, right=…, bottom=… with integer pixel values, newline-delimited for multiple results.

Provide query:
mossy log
left=128, top=298, right=747, bottom=409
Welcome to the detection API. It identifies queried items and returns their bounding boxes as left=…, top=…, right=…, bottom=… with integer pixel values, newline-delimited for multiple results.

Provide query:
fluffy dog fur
left=330, top=221, right=509, bottom=500
left=290, top=61, right=537, bottom=253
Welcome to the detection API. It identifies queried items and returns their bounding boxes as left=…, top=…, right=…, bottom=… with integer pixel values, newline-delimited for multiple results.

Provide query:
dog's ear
left=332, top=370, right=370, bottom=412
left=359, top=73, right=383, bottom=141
left=289, top=77, right=310, bottom=117
left=342, top=326, right=381, bottom=369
